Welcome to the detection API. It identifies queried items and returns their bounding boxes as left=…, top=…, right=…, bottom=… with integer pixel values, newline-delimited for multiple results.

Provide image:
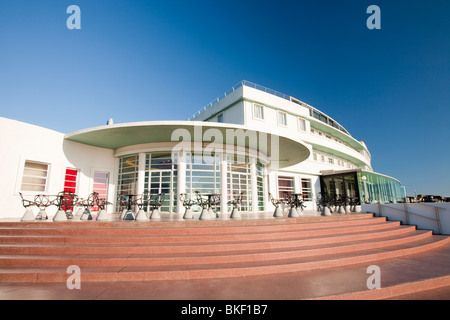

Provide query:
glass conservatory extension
left=357, top=171, right=406, bottom=204
left=320, top=170, right=406, bottom=205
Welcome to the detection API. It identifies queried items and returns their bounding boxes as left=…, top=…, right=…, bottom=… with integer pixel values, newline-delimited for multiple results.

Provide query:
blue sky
left=0, top=0, right=449, bottom=196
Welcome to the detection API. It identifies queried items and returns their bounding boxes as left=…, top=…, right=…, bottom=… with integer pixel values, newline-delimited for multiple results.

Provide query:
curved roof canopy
left=65, top=121, right=310, bottom=169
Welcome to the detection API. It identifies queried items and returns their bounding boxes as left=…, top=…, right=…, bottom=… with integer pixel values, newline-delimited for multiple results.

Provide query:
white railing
left=188, top=80, right=291, bottom=121
left=363, top=203, right=449, bottom=235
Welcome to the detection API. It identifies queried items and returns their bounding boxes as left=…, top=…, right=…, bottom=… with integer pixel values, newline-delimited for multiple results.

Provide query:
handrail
left=409, top=202, right=448, bottom=210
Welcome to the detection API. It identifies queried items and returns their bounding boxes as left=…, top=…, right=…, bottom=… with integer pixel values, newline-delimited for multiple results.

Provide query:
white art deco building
left=0, top=81, right=406, bottom=219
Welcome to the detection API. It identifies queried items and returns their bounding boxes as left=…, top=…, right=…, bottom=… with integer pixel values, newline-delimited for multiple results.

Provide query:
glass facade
left=357, top=171, right=406, bottom=204
left=320, top=172, right=359, bottom=204
left=116, top=152, right=266, bottom=213
left=146, top=153, right=177, bottom=213
left=186, top=153, right=220, bottom=195
left=227, top=155, right=252, bottom=212
left=116, top=155, right=139, bottom=211
left=320, top=170, right=405, bottom=205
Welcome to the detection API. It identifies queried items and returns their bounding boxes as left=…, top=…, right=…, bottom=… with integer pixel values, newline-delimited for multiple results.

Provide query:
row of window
left=308, top=108, right=349, bottom=135
left=310, top=128, right=353, bottom=149
left=20, top=160, right=109, bottom=209
left=277, top=176, right=312, bottom=201
left=252, top=103, right=307, bottom=132
left=217, top=103, right=354, bottom=150
left=250, top=104, right=362, bottom=166
left=312, top=151, right=357, bottom=170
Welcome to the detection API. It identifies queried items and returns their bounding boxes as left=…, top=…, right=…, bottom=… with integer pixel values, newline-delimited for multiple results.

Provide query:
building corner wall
left=0, top=117, right=116, bottom=219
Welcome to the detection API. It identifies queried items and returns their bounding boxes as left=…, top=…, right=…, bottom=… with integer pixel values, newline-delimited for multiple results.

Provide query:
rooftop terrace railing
left=188, top=80, right=290, bottom=121
left=187, top=80, right=352, bottom=139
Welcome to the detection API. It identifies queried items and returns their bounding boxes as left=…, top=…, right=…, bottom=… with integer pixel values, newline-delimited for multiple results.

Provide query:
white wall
left=0, top=117, right=116, bottom=219
left=192, top=85, right=244, bottom=122
left=207, top=101, right=245, bottom=125
left=243, top=86, right=310, bottom=119
left=362, top=203, right=450, bottom=235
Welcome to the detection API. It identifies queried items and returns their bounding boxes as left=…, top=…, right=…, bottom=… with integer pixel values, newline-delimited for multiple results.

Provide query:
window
left=278, top=111, right=287, bottom=126
left=117, top=155, right=139, bottom=198
left=256, top=163, right=265, bottom=212
left=301, top=178, right=312, bottom=201
left=227, top=155, right=251, bottom=212
left=278, top=176, right=294, bottom=198
left=313, top=153, right=318, bottom=161
left=217, top=113, right=224, bottom=123
left=148, top=154, right=178, bottom=213
left=298, top=118, right=306, bottom=131
left=313, top=110, right=327, bottom=124
left=21, top=161, right=49, bottom=192
left=92, top=172, right=109, bottom=212
left=253, top=104, right=264, bottom=120
left=328, top=157, right=334, bottom=165
left=93, top=172, right=109, bottom=199
left=187, top=153, right=220, bottom=196
left=329, top=119, right=340, bottom=130
left=63, top=168, right=79, bottom=193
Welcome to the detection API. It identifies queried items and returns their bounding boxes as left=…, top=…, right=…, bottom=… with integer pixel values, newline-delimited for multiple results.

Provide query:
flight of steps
left=0, top=213, right=449, bottom=298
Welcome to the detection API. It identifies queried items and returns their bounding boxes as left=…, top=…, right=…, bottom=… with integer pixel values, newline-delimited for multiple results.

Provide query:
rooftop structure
left=189, top=80, right=351, bottom=138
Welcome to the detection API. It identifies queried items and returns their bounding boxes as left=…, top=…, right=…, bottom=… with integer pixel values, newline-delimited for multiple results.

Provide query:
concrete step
left=0, top=230, right=434, bottom=268
left=0, top=225, right=418, bottom=255
left=0, top=213, right=449, bottom=301
left=0, top=221, right=401, bottom=245
left=0, top=215, right=386, bottom=237
left=0, top=212, right=375, bottom=230
left=1, top=235, right=448, bottom=283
